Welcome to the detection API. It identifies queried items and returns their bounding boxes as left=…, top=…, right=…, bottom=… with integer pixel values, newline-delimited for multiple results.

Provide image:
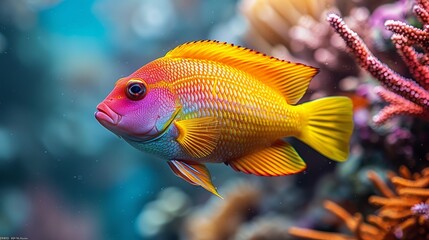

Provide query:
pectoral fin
left=228, top=141, right=306, bottom=176
left=168, top=160, right=222, bottom=198
left=174, top=117, right=220, bottom=158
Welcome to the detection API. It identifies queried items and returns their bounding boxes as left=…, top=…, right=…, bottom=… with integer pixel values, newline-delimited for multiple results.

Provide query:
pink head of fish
left=95, top=65, right=178, bottom=142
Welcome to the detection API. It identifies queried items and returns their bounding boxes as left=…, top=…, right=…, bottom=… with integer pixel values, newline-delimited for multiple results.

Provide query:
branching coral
left=288, top=166, right=429, bottom=240
left=327, top=0, right=429, bottom=124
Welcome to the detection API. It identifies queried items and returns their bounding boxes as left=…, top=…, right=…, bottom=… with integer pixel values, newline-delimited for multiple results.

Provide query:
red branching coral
left=374, top=86, right=429, bottom=123
left=288, top=166, right=429, bottom=240
left=327, top=0, right=429, bottom=125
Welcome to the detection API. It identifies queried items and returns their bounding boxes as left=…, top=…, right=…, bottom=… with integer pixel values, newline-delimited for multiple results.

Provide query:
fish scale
left=153, top=58, right=301, bottom=161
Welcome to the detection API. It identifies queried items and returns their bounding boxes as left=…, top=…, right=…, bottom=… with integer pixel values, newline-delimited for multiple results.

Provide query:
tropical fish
left=95, top=40, right=353, bottom=197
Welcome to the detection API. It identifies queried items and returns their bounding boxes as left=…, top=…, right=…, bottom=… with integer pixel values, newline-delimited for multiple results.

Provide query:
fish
left=95, top=40, right=353, bottom=198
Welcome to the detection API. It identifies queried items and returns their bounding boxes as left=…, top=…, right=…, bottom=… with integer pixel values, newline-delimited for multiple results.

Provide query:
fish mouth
left=95, top=103, right=122, bottom=126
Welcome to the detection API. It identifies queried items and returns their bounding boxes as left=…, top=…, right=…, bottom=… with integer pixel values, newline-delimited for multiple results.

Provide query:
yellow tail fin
left=297, top=96, right=353, bottom=161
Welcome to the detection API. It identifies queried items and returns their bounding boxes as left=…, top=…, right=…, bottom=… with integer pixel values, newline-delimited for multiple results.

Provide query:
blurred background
left=1, top=0, right=428, bottom=239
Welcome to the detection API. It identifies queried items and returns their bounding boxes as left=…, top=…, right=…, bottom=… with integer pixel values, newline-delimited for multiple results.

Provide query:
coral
left=370, top=0, right=411, bottom=40
left=327, top=0, right=429, bottom=125
left=240, top=0, right=370, bottom=96
left=184, top=181, right=261, bottom=240
left=233, top=215, right=292, bottom=240
left=240, top=0, right=335, bottom=51
left=288, top=166, right=429, bottom=240
left=135, top=187, right=190, bottom=238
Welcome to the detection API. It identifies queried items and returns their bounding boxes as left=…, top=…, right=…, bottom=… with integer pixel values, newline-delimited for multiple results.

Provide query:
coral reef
left=327, top=0, right=429, bottom=125
left=3, top=0, right=429, bottom=239
left=289, top=166, right=429, bottom=240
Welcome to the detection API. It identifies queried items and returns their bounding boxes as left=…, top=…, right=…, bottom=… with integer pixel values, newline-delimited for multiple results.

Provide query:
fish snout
left=95, top=102, right=122, bottom=126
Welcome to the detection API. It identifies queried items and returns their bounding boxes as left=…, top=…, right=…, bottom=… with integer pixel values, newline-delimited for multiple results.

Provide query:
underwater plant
left=289, top=166, right=429, bottom=240
left=327, top=0, right=429, bottom=125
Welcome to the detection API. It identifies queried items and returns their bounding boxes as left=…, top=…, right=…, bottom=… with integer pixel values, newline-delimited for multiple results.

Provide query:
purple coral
left=326, top=0, right=429, bottom=125
left=411, top=202, right=429, bottom=219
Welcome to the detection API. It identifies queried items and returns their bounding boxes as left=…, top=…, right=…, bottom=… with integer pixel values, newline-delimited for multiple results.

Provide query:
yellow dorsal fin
left=174, top=117, right=220, bottom=158
left=166, top=40, right=319, bottom=104
left=227, top=141, right=306, bottom=176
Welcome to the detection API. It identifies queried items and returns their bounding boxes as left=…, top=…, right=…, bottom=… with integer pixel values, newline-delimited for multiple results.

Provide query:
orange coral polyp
left=391, top=175, right=429, bottom=188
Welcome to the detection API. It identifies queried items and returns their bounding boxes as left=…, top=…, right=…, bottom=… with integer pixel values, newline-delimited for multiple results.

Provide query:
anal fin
left=228, top=141, right=306, bottom=176
left=168, top=160, right=222, bottom=198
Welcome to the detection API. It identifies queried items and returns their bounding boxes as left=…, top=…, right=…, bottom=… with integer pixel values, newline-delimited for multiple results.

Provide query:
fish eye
left=126, top=79, right=147, bottom=101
